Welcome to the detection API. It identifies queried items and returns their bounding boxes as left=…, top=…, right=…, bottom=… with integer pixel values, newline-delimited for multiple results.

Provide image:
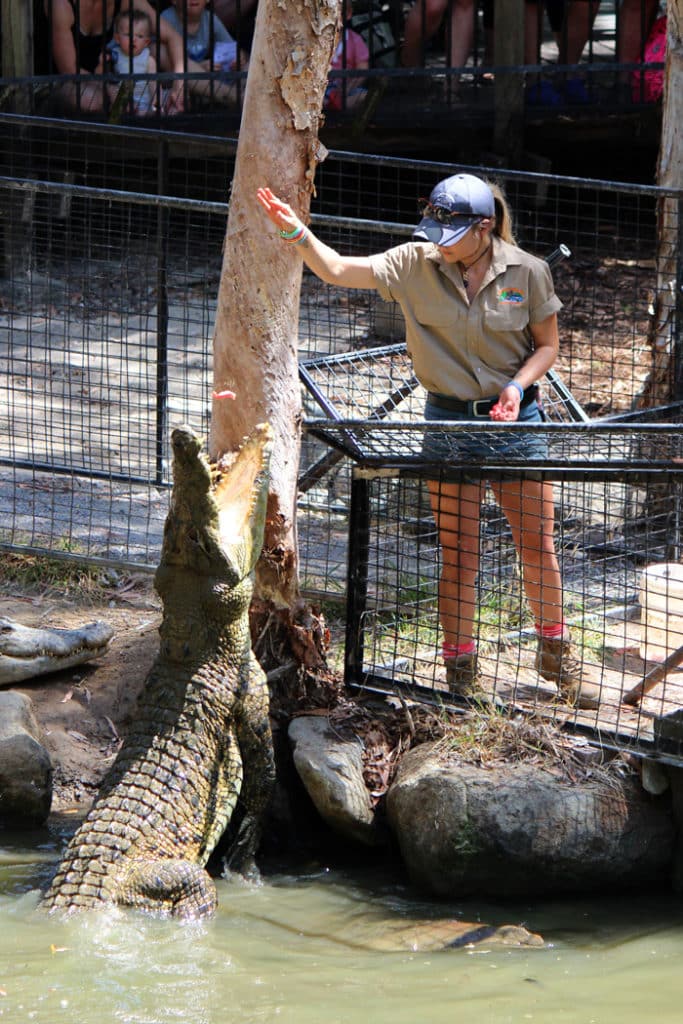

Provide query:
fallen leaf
left=67, top=730, right=89, bottom=744
left=104, top=717, right=120, bottom=741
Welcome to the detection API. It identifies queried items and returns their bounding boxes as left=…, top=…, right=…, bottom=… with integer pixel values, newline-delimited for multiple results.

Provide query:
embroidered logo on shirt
left=498, top=288, right=525, bottom=303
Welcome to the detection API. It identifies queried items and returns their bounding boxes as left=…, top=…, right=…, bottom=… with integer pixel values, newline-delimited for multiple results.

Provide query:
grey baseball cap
left=413, top=173, right=495, bottom=246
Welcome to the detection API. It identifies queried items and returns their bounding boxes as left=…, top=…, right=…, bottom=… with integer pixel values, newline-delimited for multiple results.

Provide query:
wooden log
left=622, top=641, right=683, bottom=705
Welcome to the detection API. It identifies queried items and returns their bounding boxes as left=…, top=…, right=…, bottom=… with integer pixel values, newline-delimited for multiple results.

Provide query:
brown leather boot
left=534, top=636, right=601, bottom=710
left=445, top=653, right=480, bottom=696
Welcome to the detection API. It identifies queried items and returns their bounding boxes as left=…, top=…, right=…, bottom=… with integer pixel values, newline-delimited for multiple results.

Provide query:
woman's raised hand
left=256, top=187, right=302, bottom=234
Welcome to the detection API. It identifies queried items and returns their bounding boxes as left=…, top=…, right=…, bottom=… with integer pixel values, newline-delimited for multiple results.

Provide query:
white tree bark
left=643, top=2, right=683, bottom=405
left=210, top=0, right=339, bottom=608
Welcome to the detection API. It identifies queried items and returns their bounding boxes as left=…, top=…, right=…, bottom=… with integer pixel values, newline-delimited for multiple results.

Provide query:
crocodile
left=42, top=423, right=275, bottom=918
left=0, top=618, right=114, bottom=685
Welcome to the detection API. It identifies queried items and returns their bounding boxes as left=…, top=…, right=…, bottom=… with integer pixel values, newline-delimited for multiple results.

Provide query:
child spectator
left=325, top=0, right=369, bottom=112
left=108, top=8, right=157, bottom=115
left=161, top=0, right=239, bottom=69
left=44, top=0, right=186, bottom=113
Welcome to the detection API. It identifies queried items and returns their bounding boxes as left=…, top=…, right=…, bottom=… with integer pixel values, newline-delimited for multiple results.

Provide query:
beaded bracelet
left=279, top=224, right=304, bottom=239
left=507, top=380, right=525, bottom=400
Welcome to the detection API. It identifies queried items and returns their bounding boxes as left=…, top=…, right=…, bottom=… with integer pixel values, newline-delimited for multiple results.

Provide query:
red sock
left=535, top=622, right=566, bottom=639
left=443, top=640, right=476, bottom=660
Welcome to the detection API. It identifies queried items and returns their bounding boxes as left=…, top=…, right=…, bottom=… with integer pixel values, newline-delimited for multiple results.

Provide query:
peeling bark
left=639, top=1, right=683, bottom=407
left=210, top=0, right=340, bottom=610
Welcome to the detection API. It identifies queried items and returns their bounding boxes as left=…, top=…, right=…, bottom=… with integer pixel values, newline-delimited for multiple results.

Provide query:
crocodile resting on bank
left=0, top=617, right=114, bottom=685
left=42, top=423, right=275, bottom=918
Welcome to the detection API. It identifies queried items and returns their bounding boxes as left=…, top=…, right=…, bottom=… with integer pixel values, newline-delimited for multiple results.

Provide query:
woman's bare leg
left=491, top=477, right=564, bottom=628
left=427, top=478, right=485, bottom=645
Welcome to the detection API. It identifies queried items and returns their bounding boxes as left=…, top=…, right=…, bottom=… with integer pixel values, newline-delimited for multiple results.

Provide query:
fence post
left=155, top=138, right=170, bottom=485
left=675, top=197, right=683, bottom=402
left=1, top=0, right=33, bottom=85
left=345, top=470, right=371, bottom=687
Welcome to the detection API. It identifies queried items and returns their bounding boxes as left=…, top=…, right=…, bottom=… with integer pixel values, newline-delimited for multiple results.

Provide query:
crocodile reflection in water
left=42, top=423, right=275, bottom=918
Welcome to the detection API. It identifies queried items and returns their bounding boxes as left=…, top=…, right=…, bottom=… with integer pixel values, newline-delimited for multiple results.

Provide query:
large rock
left=386, top=742, right=674, bottom=897
left=0, top=691, right=53, bottom=824
left=289, top=715, right=384, bottom=846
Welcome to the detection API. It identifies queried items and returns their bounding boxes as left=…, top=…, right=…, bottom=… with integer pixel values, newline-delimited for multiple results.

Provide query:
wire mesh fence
left=338, top=455, right=683, bottom=762
left=2, top=115, right=683, bottom=760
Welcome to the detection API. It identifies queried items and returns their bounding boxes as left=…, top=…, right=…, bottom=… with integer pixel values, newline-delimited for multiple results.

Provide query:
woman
left=256, top=174, right=601, bottom=710
left=45, top=0, right=186, bottom=112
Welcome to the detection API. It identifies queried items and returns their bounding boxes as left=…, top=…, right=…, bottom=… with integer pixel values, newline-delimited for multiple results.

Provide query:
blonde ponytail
left=488, top=180, right=516, bottom=245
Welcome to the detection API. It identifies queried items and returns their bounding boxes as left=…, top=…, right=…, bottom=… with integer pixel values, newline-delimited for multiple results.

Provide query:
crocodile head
left=0, top=618, right=114, bottom=685
left=154, top=424, right=273, bottom=655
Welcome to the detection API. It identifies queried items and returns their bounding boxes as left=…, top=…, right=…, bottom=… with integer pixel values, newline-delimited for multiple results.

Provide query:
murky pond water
left=2, top=826, right=683, bottom=1024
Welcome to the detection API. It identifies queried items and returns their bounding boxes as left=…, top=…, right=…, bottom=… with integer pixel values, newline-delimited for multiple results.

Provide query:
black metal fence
left=311, top=416, right=683, bottom=758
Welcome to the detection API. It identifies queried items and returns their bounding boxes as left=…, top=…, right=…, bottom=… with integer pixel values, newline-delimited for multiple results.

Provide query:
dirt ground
left=1, top=567, right=161, bottom=813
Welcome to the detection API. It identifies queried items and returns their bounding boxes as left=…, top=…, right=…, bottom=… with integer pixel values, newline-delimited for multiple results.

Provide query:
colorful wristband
left=279, top=223, right=304, bottom=239
left=507, top=380, right=525, bottom=400
left=281, top=226, right=306, bottom=245
left=291, top=228, right=309, bottom=245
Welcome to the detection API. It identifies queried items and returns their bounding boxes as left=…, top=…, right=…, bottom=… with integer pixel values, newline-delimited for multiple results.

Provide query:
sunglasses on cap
left=417, top=199, right=482, bottom=226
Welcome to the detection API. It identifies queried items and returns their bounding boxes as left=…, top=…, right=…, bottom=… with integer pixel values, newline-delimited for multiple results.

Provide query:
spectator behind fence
left=45, top=0, right=186, bottom=112
left=324, top=0, right=369, bottom=112
left=107, top=8, right=157, bottom=114
left=160, top=0, right=247, bottom=104
left=256, top=175, right=602, bottom=711
left=618, top=0, right=659, bottom=68
left=161, top=0, right=240, bottom=68
left=631, top=11, right=665, bottom=101
left=526, top=0, right=600, bottom=104
left=526, top=0, right=659, bottom=101
left=401, top=0, right=476, bottom=72
left=212, top=0, right=259, bottom=54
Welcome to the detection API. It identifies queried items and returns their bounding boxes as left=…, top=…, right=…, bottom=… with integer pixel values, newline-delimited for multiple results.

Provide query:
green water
left=2, top=828, right=683, bottom=1024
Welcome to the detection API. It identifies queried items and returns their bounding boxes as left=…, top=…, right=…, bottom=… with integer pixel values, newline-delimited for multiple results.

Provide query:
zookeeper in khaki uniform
left=256, top=172, right=602, bottom=710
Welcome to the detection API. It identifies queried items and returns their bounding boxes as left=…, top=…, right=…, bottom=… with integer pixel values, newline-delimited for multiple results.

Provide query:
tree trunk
left=640, top=1, right=683, bottom=407
left=1, top=0, right=34, bottom=82
left=493, top=0, right=525, bottom=165
left=210, top=0, right=340, bottom=686
left=631, top=4, right=683, bottom=563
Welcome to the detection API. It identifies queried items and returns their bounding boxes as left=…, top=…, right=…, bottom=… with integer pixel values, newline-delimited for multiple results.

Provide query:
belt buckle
left=471, top=398, right=491, bottom=417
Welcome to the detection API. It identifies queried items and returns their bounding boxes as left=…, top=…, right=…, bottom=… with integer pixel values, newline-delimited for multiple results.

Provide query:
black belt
left=427, top=384, right=538, bottom=418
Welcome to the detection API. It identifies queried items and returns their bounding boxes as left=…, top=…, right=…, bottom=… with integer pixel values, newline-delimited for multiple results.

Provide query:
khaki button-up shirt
left=369, top=236, right=562, bottom=400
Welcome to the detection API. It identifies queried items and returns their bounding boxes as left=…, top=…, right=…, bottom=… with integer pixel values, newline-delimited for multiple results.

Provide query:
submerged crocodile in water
left=42, top=423, right=275, bottom=918
left=0, top=618, right=113, bottom=685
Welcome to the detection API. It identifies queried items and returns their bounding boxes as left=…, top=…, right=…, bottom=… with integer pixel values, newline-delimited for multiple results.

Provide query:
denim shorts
left=422, top=395, right=548, bottom=472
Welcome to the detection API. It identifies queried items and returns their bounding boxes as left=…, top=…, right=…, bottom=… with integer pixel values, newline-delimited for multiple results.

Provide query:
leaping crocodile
left=0, top=618, right=114, bottom=685
left=42, top=423, right=276, bottom=918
